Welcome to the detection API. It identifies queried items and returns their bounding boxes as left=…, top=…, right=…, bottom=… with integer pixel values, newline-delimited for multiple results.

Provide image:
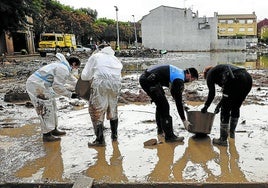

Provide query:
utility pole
left=114, top=6, right=120, bottom=50
left=132, top=15, right=138, bottom=49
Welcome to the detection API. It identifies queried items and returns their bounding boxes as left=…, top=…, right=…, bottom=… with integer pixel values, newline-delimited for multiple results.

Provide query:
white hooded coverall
left=26, top=53, right=77, bottom=134
left=81, top=46, right=122, bottom=128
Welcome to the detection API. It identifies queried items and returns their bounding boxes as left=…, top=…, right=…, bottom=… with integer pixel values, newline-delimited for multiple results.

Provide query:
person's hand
left=214, top=106, right=220, bottom=114
left=201, top=105, right=208, bottom=113
left=183, top=120, right=192, bottom=130
left=71, top=93, right=79, bottom=99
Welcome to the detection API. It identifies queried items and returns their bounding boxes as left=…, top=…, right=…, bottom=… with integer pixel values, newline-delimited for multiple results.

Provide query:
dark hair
left=98, top=43, right=110, bottom=49
left=67, top=56, right=81, bottom=66
left=188, top=67, right=199, bottom=80
left=203, top=66, right=213, bottom=79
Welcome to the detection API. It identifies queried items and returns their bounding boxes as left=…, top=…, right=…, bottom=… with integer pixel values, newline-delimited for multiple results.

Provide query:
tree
left=78, top=8, right=98, bottom=21
left=0, top=0, right=138, bottom=49
left=33, top=0, right=95, bottom=45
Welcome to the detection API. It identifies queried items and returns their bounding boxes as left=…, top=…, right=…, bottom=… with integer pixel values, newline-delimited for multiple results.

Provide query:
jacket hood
left=56, top=53, right=71, bottom=71
left=100, top=46, right=115, bottom=55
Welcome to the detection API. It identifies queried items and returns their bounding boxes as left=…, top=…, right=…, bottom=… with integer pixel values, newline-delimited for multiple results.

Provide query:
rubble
left=1, top=54, right=268, bottom=106
left=0, top=53, right=268, bottom=185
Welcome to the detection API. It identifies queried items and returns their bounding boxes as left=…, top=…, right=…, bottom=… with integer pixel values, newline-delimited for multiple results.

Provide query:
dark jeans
left=220, top=69, right=252, bottom=123
left=139, top=73, right=170, bottom=119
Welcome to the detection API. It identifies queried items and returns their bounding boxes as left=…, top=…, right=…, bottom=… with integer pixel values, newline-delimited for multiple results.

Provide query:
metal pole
left=132, top=15, right=138, bottom=48
left=114, top=6, right=120, bottom=50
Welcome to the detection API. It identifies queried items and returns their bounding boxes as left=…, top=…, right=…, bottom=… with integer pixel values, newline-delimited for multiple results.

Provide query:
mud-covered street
left=0, top=52, right=268, bottom=186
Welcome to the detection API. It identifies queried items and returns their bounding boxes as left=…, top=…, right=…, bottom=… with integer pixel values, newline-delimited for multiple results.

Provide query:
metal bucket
left=186, top=111, right=215, bottom=134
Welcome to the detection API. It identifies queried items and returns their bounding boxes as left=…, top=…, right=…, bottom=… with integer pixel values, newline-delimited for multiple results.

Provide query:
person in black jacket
left=139, top=64, right=199, bottom=143
left=201, top=64, right=252, bottom=146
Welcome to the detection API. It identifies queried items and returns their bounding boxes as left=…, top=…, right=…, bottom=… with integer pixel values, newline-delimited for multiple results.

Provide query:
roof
left=217, top=13, right=256, bottom=19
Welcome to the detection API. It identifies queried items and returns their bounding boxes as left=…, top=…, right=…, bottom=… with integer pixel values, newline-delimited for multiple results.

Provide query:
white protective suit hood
left=56, top=53, right=72, bottom=72
left=99, top=46, right=115, bottom=56
left=81, top=46, right=122, bottom=81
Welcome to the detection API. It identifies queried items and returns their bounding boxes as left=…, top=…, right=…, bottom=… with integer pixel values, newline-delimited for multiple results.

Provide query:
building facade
left=0, top=16, right=35, bottom=55
left=257, top=18, right=268, bottom=41
left=217, top=13, right=257, bottom=38
left=141, top=6, right=218, bottom=51
left=141, top=6, right=257, bottom=51
left=260, top=26, right=268, bottom=40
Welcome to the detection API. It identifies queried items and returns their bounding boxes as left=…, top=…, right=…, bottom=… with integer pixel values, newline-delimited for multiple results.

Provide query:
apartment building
left=141, top=6, right=257, bottom=51
left=257, top=18, right=268, bottom=40
left=217, top=12, right=257, bottom=38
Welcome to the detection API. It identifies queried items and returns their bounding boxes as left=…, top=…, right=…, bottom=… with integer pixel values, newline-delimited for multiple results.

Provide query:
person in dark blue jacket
left=201, top=64, right=252, bottom=146
left=139, top=64, right=199, bottom=143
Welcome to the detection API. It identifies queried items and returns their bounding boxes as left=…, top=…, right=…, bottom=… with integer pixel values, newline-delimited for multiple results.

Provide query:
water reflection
left=85, top=141, right=128, bottom=182
left=146, top=141, right=182, bottom=182
left=173, top=136, right=218, bottom=182
left=121, top=52, right=268, bottom=74
left=172, top=136, right=248, bottom=182
left=214, top=139, right=248, bottom=182
left=15, top=141, right=64, bottom=182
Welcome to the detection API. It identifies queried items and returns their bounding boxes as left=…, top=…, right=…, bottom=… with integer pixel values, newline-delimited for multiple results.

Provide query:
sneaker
left=51, top=128, right=66, bottom=136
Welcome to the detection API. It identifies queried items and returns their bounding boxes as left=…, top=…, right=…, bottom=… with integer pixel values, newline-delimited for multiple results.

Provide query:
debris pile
left=4, top=86, right=30, bottom=102
left=115, top=48, right=163, bottom=58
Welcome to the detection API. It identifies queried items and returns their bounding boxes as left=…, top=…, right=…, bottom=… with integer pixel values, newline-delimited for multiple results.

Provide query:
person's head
left=203, top=66, right=213, bottom=79
left=67, top=56, right=81, bottom=69
left=185, top=67, right=199, bottom=82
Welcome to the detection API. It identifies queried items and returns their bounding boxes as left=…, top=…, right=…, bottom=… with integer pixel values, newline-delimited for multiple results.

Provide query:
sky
left=57, top=0, right=267, bottom=22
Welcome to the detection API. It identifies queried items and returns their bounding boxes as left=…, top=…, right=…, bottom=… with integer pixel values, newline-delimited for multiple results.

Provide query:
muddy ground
left=0, top=52, right=268, bottom=185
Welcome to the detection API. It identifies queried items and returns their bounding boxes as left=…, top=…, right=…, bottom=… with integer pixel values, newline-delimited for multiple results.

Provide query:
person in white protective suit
left=81, top=44, right=122, bottom=147
left=26, top=53, right=81, bottom=142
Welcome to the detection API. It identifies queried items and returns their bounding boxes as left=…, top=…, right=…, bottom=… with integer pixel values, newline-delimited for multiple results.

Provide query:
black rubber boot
left=161, top=116, right=184, bottom=143
left=88, top=123, right=105, bottom=147
left=43, top=132, right=61, bottom=142
left=110, top=119, right=118, bottom=141
left=156, top=111, right=164, bottom=136
left=51, top=128, right=66, bottom=136
left=213, top=123, right=228, bottom=146
left=230, top=117, right=238, bottom=139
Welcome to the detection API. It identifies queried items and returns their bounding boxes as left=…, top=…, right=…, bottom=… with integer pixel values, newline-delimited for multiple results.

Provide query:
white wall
left=141, top=6, right=218, bottom=51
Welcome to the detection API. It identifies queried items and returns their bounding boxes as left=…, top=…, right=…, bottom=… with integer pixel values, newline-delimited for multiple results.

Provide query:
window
left=219, top=28, right=226, bottom=32
left=219, top=20, right=226, bottom=23
left=57, top=37, right=63, bottom=41
left=227, top=20, right=234, bottom=24
left=239, top=20, right=246, bottom=24
left=247, top=19, right=254, bottom=24
left=228, top=28, right=234, bottom=32
left=41, top=36, right=55, bottom=41
left=247, top=28, right=254, bottom=32
left=239, top=28, right=245, bottom=32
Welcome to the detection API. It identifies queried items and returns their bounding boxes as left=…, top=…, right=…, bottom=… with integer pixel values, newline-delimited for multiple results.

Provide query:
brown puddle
left=0, top=103, right=267, bottom=184
left=85, top=142, right=128, bottom=183
left=0, top=123, right=38, bottom=137
left=15, top=141, right=66, bottom=182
